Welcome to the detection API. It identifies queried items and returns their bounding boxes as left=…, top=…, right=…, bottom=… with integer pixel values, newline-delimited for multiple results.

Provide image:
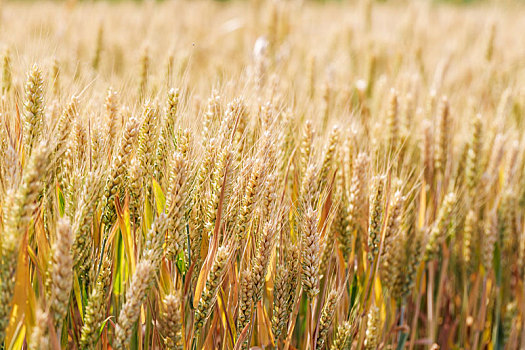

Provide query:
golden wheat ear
left=0, top=141, right=51, bottom=341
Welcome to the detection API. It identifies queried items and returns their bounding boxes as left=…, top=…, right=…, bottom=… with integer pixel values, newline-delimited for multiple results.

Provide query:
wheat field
left=1, top=0, right=525, bottom=349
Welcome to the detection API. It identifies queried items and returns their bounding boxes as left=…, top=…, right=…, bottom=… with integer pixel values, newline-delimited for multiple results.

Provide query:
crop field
left=1, top=0, right=525, bottom=349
